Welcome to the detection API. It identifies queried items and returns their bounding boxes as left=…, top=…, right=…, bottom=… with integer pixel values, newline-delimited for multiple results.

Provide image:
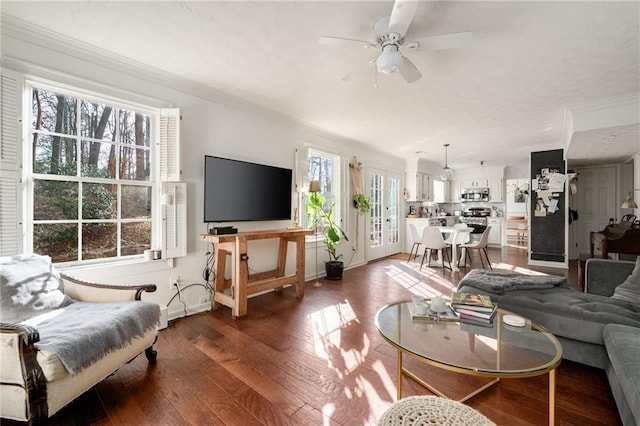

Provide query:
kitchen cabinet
left=451, top=181, right=463, bottom=202
left=487, top=218, right=503, bottom=246
left=421, top=174, right=433, bottom=201
left=405, top=172, right=433, bottom=202
left=489, top=178, right=503, bottom=202
left=461, top=179, right=489, bottom=189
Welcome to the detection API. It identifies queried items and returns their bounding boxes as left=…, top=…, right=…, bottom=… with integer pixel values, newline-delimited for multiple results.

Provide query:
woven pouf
left=379, top=396, right=496, bottom=426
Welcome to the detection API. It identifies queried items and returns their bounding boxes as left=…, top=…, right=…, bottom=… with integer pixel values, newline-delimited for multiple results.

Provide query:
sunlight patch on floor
left=309, top=299, right=371, bottom=376
left=309, top=303, right=397, bottom=425
left=384, top=262, right=457, bottom=299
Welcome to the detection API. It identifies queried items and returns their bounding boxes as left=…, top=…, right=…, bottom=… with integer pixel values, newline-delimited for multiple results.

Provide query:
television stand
left=201, top=228, right=313, bottom=318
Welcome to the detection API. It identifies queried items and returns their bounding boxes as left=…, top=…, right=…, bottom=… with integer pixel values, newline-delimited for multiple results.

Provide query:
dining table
left=431, top=226, right=472, bottom=272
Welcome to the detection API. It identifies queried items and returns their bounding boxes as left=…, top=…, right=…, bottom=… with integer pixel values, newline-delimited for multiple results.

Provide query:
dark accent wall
left=530, top=149, right=566, bottom=263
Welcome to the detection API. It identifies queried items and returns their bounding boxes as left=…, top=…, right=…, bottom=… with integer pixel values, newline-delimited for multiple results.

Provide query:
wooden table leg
left=213, top=247, right=227, bottom=310
left=294, top=235, right=305, bottom=298
left=236, top=237, right=249, bottom=317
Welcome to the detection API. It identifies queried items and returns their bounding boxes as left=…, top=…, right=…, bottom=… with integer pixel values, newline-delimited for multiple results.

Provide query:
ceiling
left=2, top=1, right=639, bottom=170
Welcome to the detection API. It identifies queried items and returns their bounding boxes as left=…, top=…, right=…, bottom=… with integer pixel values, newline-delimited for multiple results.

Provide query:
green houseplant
left=307, top=190, right=349, bottom=280
left=353, top=193, right=372, bottom=215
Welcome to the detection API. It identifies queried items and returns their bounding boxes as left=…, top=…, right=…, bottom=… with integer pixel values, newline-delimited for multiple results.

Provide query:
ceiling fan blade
left=318, top=35, right=377, bottom=49
left=388, top=0, right=420, bottom=37
left=405, top=32, right=473, bottom=51
left=399, top=56, right=422, bottom=83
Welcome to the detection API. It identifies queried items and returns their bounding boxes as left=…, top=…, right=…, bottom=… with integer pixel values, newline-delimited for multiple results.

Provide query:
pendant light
left=440, top=143, right=453, bottom=181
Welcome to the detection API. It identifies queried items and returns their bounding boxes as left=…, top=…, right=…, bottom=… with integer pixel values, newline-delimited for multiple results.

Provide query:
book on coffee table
left=451, top=292, right=495, bottom=312
left=408, top=302, right=459, bottom=322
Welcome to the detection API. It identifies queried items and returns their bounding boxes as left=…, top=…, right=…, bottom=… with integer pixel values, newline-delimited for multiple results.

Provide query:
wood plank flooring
left=48, top=246, right=621, bottom=425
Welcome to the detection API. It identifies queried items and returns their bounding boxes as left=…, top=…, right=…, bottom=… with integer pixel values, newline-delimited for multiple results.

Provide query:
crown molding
left=1, top=15, right=382, bottom=156
left=568, top=94, right=640, bottom=132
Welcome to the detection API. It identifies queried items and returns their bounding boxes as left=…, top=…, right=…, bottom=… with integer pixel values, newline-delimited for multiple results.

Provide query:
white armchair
left=0, top=254, right=160, bottom=424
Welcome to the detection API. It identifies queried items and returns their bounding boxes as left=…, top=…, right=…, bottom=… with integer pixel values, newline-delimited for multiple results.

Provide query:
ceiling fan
left=318, top=0, right=472, bottom=83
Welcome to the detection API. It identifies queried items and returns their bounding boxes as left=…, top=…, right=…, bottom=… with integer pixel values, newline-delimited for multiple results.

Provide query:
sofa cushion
left=603, top=324, right=640, bottom=423
left=36, top=349, right=69, bottom=382
left=0, top=254, right=73, bottom=323
left=611, top=257, right=640, bottom=303
left=457, top=285, right=640, bottom=345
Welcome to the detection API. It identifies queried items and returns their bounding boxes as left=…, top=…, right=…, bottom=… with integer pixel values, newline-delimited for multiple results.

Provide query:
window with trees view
left=30, top=86, right=154, bottom=263
left=306, top=149, right=340, bottom=232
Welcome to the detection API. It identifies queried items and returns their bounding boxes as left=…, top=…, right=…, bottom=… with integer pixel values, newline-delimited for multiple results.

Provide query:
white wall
left=1, top=26, right=404, bottom=323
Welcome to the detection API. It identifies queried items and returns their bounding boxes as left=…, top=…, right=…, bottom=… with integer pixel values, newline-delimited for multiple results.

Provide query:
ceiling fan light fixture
left=376, top=47, right=403, bottom=74
left=440, top=143, right=454, bottom=181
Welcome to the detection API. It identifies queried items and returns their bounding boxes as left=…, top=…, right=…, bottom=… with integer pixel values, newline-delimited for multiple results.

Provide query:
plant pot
left=325, top=261, right=344, bottom=280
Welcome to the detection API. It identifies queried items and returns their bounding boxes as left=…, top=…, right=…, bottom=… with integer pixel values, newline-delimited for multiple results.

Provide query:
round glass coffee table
left=376, top=300, right=562, bottom=426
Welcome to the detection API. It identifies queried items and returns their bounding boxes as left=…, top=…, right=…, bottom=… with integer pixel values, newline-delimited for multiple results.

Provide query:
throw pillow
left=0, top=253, right=73, bottom=323
left=611, top=257, right=640, bottom=304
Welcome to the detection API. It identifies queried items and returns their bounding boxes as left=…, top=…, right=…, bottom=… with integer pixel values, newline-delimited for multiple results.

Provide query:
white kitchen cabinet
left=420, top=174, right=433, bottom=201
left=487, top=218, right=503, bottom=246
left=451, top=181, right=463, bottom=202
left=405, top=172, right=432, bottom=201
left=461, top=179, right=489, bottom=189
left=489, top=178, right=503, bottom=202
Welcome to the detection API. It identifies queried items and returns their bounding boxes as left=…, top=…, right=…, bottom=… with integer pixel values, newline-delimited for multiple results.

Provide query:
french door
left=366, top=168, right=402, bottom=260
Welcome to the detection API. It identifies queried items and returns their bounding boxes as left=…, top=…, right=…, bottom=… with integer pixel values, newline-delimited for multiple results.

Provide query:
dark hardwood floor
left=49, top=245, right=621, bottom=425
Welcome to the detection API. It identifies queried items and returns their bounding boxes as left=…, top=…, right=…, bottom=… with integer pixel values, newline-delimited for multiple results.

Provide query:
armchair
left=1, top=254, right=160, bottom=424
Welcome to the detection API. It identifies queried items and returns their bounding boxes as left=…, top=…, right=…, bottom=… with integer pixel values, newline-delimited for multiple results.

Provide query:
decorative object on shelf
left=620, top=190, right=639, bottom=209
left=288, top=207, right=301, bottom=229
left=307, top=180, right=349, bottom=281
left=440, top=143, right=453, bottom=181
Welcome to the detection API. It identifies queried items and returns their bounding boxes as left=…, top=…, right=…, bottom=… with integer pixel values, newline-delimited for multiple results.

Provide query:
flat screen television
left=204, top=155, right=292, bottom=222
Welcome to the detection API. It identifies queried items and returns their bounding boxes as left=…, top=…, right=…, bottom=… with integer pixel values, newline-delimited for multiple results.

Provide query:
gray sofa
left=457, top=258, right=640, bottom=426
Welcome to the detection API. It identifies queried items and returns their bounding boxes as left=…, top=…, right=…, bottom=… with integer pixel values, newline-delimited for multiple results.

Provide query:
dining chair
left=419, top=226, right=452, bottom=272
left=444, top=223, right=470, bottom=265
left=459, top=226, right=493, bottom=270
left=444, top=223, right=470, bottom=245
left=407, top=223, right=422, bottom=263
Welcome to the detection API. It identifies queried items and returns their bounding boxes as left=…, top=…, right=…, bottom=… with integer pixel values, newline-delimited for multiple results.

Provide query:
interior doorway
left=505, top=179, right=529, bottom=248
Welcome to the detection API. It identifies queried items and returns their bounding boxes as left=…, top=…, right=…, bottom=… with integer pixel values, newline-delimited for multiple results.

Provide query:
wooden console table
left=201, top=228, right=313, bottom=318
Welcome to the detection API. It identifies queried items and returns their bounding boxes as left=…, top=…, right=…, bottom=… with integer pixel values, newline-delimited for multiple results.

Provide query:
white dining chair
left=444, top=223, right=470, bottom=245
left=407, top=223, right=422, bottom=263
left=419, top=226, right=452, bottom=272
left=460, top=226, right=493, bottom=270
left=444, top=223, right=470, bottom=265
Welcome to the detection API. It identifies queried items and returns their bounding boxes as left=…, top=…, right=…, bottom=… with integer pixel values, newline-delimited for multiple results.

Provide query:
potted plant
left=353, top=193, right=372, bottom=215
left=307, top=190, right=349, bottom=280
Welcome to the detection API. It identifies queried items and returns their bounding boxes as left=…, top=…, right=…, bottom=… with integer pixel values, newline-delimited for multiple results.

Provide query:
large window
left=29, top=86, right=155, bottom=263
left=306, top=149, right=341, bottom=231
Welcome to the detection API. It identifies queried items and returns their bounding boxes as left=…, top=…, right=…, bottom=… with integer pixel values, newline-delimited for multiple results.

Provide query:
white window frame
left=304, top=148, right=342, bottom=239
left=25, top=80, right=162, bottom=265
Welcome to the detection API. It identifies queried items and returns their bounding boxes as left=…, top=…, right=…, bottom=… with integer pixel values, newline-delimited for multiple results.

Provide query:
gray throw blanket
left=458, top=269, right=568, bottom=294
left=21, top=300, right=160, bottom=376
